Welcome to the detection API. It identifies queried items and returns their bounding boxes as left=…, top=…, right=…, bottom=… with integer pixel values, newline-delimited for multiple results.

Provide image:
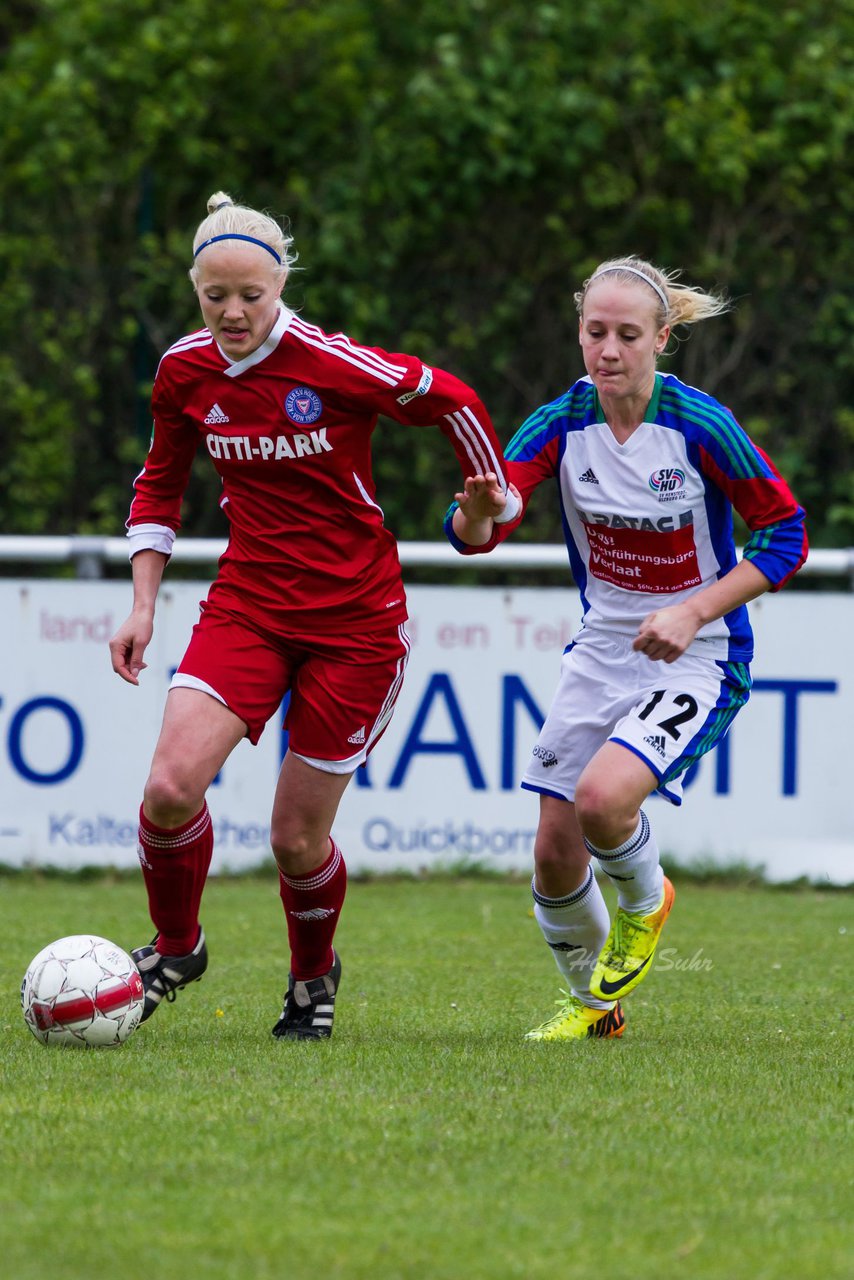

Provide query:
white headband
left=589, top=265, right=669, bottom=311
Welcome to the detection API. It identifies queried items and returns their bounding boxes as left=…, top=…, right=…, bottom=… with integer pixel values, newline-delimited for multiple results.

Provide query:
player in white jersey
left=109, top=190, right=512, bottom=1040
left=445, top=255, right=807, bottom=1042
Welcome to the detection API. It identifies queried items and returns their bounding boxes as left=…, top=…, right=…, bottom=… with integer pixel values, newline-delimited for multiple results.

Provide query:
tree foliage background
left=1, top=0, right=852, bottom=547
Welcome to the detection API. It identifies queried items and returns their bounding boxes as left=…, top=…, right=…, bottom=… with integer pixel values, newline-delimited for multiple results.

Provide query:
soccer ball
left=21, top=935, right=144, bottom=1048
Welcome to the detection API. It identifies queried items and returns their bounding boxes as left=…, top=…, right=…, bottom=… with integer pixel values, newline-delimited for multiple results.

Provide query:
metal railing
left=0, top=535, right=851, bottom=585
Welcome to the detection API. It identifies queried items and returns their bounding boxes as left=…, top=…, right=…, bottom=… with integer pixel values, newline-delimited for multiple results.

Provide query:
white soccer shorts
left=521, top=628, right=751, bottom=807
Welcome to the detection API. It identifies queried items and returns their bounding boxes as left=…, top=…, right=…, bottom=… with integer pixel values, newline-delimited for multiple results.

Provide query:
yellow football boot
left=525, top=992, right=625, bottom=1041
left=590, top=876, right=675, bottom=1001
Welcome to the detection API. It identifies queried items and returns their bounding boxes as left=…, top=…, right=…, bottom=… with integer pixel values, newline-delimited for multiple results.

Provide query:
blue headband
left=193, top=233, right=282, bottom=265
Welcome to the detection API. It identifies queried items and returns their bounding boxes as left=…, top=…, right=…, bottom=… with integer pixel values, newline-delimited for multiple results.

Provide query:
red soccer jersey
left=128, top=306, right=508, bottom=635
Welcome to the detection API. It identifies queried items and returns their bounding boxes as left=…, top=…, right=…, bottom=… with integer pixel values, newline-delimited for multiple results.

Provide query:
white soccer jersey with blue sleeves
left=445, top=373, right=807, bottom=663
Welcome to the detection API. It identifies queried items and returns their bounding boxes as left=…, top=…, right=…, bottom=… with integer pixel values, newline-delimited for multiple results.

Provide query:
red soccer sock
left=137, top=802, right=214, bottom=956
left=278, top=840, right=347, bottom=979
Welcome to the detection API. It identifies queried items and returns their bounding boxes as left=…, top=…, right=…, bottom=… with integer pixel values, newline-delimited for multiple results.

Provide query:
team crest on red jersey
left=285, top=386, right=323, bottom=424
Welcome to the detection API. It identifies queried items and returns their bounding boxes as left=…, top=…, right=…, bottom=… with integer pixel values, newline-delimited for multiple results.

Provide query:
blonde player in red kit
left=109, top=190, right=514, bottom=1040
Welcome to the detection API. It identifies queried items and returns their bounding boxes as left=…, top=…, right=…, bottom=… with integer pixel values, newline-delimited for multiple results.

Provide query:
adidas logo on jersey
left=204, top=403, right=230, bottom=425
left=643, top=734, right=667, bottom=757
left=578, top=467, right=599, bottom=484
left=347, top=725, right=366, bottom=744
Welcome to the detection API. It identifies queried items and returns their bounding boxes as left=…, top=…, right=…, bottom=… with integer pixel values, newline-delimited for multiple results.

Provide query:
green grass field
left=1, top=872, right=850, bottom=1280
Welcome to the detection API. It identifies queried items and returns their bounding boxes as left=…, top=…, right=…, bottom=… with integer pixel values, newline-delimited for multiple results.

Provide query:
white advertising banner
left=0, top=580, right=849, bottom=883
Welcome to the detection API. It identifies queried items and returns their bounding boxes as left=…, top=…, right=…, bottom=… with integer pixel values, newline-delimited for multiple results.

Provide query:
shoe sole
left=273, top=1026, right=333, bottom=1041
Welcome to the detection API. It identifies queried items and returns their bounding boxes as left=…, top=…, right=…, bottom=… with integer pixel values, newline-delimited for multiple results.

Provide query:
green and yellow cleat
left=590, top=876, right=675, bottom=1001
left=525, top=992, right=625, bottom=1042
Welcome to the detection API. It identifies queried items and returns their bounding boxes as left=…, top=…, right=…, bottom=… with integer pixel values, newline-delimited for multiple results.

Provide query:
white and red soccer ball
left=21, top=935, right=144, bottom=1048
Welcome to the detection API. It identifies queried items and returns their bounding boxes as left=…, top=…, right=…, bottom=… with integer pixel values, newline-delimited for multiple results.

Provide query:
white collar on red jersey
left=222, top=305, right=294, bottom=378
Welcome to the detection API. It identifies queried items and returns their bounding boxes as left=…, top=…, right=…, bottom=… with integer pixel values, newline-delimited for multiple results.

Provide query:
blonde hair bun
left=206, top=191, right=234, bottom=215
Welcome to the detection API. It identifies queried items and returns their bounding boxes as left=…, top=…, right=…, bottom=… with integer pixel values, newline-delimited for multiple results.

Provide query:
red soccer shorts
left=172, top=602, right=410, bottom=768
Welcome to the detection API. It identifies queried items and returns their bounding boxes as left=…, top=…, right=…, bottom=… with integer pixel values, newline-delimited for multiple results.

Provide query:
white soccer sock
left=586, top=811, right=664, bottom=914
left=532, top=867, right=613, bottom=1009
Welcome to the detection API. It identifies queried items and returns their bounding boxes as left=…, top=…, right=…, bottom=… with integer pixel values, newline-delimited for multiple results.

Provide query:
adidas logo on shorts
left=643, top=734, right=667, bottom=757
left=347, top=725, right=366, bottom=744
left=204, top=402, right=230, bottom=424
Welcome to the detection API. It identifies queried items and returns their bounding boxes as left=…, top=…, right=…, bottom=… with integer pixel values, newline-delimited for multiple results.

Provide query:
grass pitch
left=1, top=873, right=850, bottom=1280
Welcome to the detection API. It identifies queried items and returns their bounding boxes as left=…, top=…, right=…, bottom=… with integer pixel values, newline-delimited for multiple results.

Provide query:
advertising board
left=0, top=581, right=848, bottom=883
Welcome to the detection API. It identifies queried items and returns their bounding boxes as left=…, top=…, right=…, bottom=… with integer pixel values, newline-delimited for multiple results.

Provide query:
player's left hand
left=454, top=473, right=513, bottom=521
left=633, top=603, right=701, bottom=663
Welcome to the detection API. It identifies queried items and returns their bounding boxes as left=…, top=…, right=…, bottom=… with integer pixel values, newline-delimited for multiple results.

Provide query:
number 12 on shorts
left=637, top=689, right=700, bottom=741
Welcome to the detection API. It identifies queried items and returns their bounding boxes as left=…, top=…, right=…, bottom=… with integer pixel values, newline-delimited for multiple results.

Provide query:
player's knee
left=270, top=825, right=321, bottom=876
left=143, top=770, right=203, bottom=827
left=533, top=818, right=589, bottom=889
left=574, top=774, right=624, bottom=836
